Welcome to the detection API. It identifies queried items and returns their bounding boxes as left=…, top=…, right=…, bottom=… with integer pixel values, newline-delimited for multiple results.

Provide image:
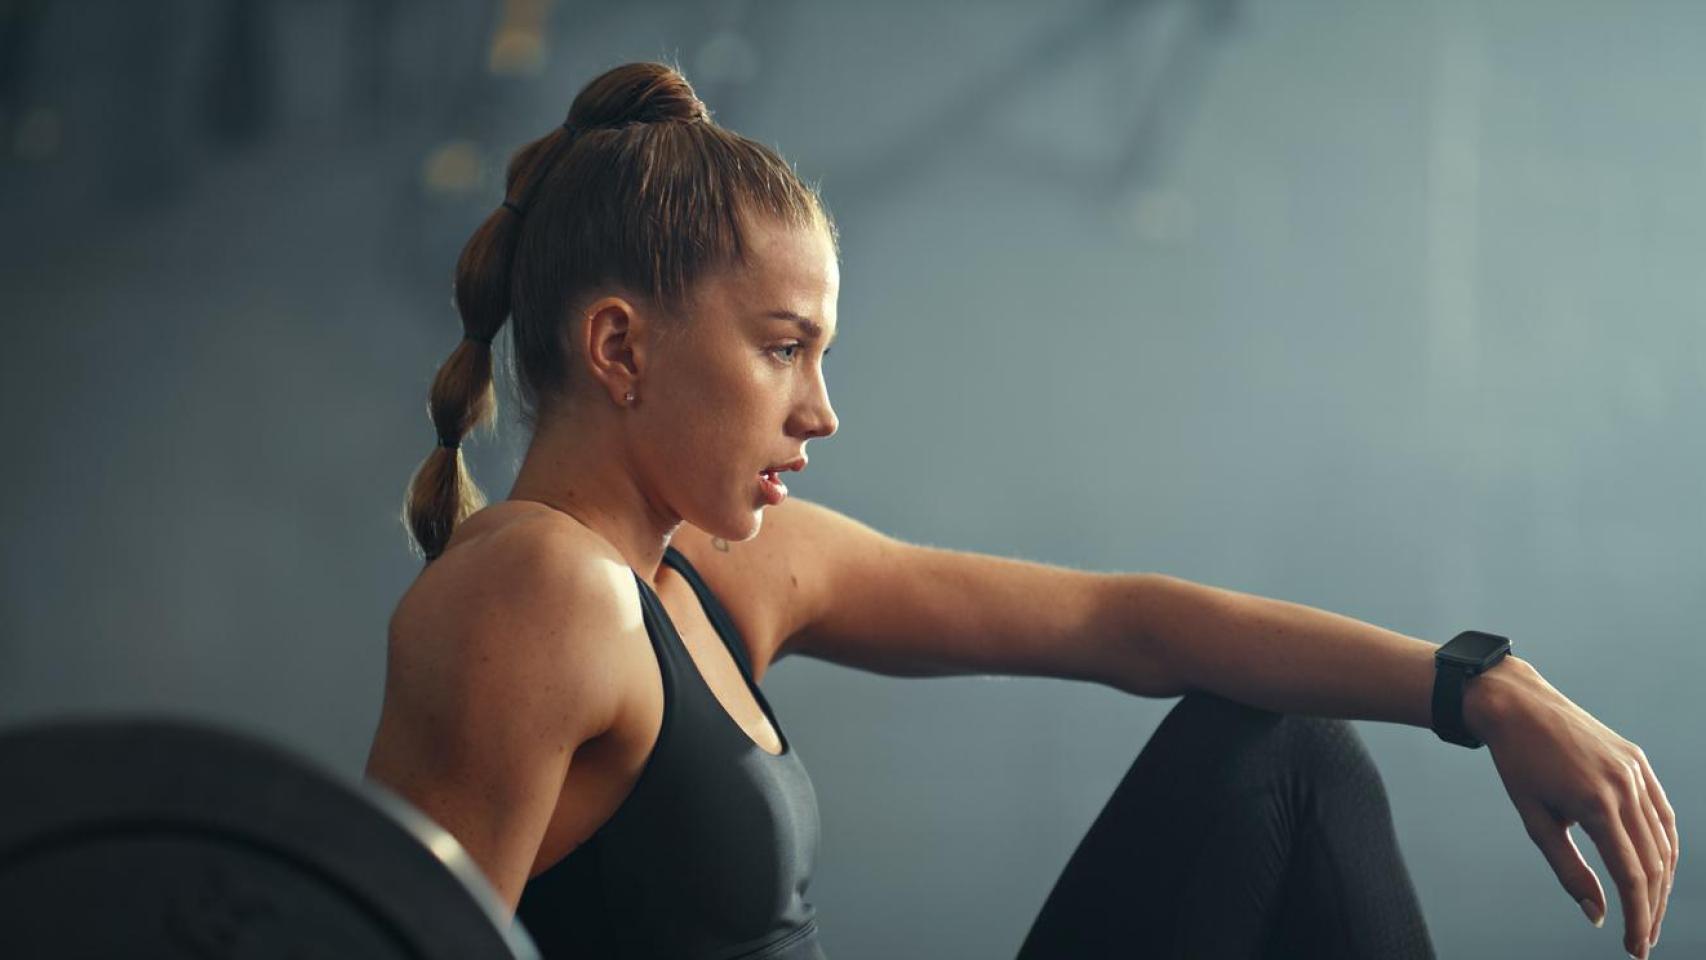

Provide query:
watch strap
left=1432, top=661, right=1483, bottom=749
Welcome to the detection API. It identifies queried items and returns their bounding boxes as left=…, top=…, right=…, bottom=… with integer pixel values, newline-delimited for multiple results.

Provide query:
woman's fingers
left=1617, top=769, right=1664, bottom=950
left=1636, top=752, right=1678, bottom=946
left=1634, top=792, right=1669, bottom=945
left=1582, top=793, right=1654, bottom=957
left=1517, top=800, right=1603, bottom=923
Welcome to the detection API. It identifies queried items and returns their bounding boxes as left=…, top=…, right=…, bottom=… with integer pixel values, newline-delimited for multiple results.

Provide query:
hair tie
left=437, top=434, right=460, bottom=451
left=464, top=332, right=494, bottom=346
left=500, top=200, right=523, bottom=217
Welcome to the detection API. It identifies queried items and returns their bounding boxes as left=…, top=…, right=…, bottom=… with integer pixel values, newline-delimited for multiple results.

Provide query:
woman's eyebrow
left=765, top=309, right=839, bottom=347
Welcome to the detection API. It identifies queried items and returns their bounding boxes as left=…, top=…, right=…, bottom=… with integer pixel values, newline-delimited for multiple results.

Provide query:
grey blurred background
left=1, top=0, right=1701, bottom=956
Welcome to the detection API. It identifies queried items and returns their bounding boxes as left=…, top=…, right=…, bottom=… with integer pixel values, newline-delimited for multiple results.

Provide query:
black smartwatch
left=1432, top=630, right=1512, bottom=749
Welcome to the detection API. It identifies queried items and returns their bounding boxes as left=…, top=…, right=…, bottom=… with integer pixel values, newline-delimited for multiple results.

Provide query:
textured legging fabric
left=1014, top=691, right=1437, bottom=959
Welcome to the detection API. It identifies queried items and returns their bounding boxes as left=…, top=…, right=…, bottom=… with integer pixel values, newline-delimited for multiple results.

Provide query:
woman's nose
left=795, top=383, right=838, bottom=440
left=799, top=400, right=837, bottom=440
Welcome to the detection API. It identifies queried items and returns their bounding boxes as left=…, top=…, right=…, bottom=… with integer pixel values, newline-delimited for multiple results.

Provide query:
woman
left=363, top=62, right=1676, bottom=959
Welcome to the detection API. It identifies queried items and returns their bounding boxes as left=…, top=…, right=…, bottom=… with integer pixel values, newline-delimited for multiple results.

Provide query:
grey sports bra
left=515, top=546, right=826, bottom=959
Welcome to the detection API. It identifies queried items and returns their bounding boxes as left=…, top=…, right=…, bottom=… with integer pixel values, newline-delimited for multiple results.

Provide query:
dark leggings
left=1014, top=691, right=1437, bottom=959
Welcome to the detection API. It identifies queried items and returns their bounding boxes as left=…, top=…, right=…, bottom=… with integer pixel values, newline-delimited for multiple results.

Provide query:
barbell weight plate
left=0, top=716, right=540, bottom=960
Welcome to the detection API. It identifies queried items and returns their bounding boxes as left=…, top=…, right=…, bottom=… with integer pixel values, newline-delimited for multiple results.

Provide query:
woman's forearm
left=1142, top=574, right=1536, bottom=739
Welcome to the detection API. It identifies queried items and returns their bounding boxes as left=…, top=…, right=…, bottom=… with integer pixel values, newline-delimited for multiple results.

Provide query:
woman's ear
left=579, top=295, right=647, bottom=407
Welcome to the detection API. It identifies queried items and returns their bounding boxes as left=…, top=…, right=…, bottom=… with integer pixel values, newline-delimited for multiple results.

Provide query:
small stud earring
left=624, top=391, right=635, bottom=405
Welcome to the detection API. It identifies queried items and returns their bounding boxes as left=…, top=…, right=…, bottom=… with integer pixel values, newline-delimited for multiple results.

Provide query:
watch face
left=1439, top=631, right=1511, bottom=670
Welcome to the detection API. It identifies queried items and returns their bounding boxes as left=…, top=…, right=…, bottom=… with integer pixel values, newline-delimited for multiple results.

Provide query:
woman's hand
left=1478, top=661, right=1679, bottom=958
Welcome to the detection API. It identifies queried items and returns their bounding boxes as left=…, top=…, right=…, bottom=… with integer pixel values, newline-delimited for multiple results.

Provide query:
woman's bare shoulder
left=377, top=500, right=646, bottom=779
left=444, top=499, right=623, bottom=570
left=413, top=500, right=621, bottom=583
left=390, top=501, right=640, bottom=660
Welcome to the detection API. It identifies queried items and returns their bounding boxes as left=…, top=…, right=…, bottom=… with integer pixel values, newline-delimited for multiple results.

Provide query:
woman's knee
left=1276, top=709, right=1389, bottom=801
left=1152, top=690, right=1389, bottom=802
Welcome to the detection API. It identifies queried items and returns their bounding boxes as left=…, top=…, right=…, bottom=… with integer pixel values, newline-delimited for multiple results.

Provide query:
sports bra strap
left=661, top=546, right=756, bottom=678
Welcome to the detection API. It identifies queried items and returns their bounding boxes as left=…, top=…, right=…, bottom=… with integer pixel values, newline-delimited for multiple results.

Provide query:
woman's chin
left=733, top=510, right=765, bottom=541
left=692, top=505, right=763, bottom=544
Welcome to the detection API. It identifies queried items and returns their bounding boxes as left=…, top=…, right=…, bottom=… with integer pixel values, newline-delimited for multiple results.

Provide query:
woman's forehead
left=708, top=219, right=838, bottom=314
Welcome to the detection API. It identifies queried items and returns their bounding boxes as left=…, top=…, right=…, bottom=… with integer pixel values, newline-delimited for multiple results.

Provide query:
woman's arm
left=1134, top=574, right=1508, bottom=732
left=710, top=497, right=1676, bottom=956
left=1139, top=575, right=1678, bottom=959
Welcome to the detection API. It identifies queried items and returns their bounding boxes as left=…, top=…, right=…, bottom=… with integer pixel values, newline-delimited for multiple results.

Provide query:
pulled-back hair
left=403, top=61, right=833, bottom=564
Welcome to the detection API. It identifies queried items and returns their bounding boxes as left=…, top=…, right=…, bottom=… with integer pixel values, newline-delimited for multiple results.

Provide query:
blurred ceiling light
left=488, top=0, right=554, bottom=76
left=694, top=30, right=758, bottom=86
left=13, top=107, right=60, bottom=162
left=421, top=140, right=483, bottom=195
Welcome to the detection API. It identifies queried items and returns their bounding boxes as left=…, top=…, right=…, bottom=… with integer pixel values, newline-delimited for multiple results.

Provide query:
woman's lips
left=758, top=469, right=788, bottom=505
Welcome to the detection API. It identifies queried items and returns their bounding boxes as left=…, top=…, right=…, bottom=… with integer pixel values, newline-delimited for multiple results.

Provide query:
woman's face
left=639, top=215, right=840, bottom=542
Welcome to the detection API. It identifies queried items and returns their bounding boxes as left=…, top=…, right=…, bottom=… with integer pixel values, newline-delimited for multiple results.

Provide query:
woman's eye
left=769, top=343, right=832, bottom=366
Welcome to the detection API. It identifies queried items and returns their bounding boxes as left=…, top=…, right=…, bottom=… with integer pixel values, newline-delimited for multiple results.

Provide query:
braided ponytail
left=402, top=130, right=570, bottom=563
